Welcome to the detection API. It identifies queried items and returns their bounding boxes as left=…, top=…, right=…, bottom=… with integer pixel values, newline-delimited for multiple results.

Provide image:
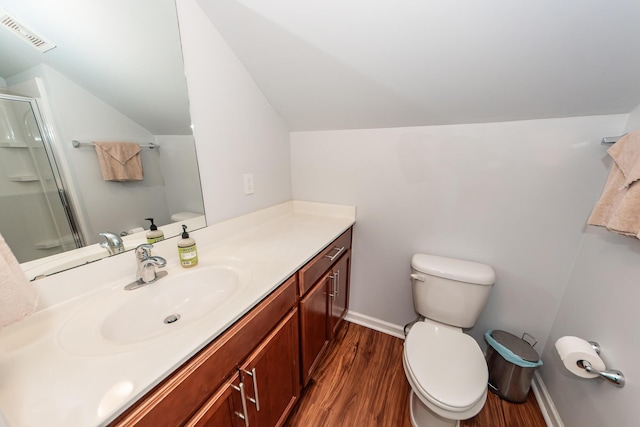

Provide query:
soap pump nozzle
left=145, top=217, right=158, bottom=230
left=145, top=217, right=164, bottom=243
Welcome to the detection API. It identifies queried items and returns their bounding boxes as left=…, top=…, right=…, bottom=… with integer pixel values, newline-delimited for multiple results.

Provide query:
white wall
left=291, top=115, right=627, bottom=349
left=539, top=111, right=640, bottom=426
left=155, top=134, right=204, bottom=219
left=176, top=0, right=292, bottom=225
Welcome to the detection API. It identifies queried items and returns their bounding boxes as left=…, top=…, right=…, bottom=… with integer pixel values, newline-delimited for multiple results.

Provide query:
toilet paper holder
left=577, top=341, right=625, bottom=388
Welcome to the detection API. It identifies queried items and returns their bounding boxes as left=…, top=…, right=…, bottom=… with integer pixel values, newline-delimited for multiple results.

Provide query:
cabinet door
left=241, top=309, right=300, bottom=427
left=186, top=372, right=245, bottom=427
left=329, top=251, right=350, bottom=338
left=299, top=272, right=330, bottom=385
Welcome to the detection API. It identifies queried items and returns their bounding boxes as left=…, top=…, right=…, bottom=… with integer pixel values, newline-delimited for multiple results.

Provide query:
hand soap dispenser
left=178, top=224, right=198, bottom=268
left=145, top=218, right=165, bottom=244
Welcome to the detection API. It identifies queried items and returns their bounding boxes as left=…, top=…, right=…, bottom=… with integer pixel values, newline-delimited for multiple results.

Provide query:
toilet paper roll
left=127, top=227, right=145, bottom=234
left=555, top=336, right=606, bottom=379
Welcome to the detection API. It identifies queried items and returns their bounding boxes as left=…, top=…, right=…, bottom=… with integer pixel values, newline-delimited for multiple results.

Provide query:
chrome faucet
left=99, top=232, right=125, bottom=255
left=125, top=244, right=167, bottom=290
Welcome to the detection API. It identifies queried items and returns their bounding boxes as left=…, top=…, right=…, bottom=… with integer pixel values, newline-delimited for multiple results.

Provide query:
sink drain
left=164, top=314, right=181, bottom=324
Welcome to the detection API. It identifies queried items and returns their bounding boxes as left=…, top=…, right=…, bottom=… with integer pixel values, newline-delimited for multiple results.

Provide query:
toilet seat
left=403, top=320, right=488, bottom=416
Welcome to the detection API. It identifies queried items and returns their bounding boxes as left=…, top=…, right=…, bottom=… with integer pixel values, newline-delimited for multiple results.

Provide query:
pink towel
left=94, top=141, right=143, bottom=181
left=588, top=131, right=640, bottom=236
left=0, top=233, right=37, bottom=328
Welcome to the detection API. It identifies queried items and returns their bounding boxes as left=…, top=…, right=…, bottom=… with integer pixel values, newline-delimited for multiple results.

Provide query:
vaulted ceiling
left=198, top=0, right=640, bottom=131
left=3, top=0, right=640, bottom=134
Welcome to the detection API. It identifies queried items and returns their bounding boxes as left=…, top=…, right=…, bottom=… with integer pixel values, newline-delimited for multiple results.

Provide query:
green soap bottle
left=145, top=218, right=165, bottom=243
left=178, top=224, right=198, bottom=268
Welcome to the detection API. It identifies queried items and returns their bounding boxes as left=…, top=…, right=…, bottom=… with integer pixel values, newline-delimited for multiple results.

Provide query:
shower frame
left=0, top=92, right=85, bottom=256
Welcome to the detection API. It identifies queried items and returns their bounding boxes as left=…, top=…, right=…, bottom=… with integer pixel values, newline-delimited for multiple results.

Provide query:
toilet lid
left=404, top=321, right=488, bottom=410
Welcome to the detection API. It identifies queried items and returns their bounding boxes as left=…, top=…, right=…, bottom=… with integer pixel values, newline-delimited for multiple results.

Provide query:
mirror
left=0, top=0, right=205, bottom=279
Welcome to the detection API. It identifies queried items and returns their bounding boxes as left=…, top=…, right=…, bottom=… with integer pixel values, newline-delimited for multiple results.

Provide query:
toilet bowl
left=403, top=320, right=488, bottom=426
left=403, top=254, right=495, bottom=426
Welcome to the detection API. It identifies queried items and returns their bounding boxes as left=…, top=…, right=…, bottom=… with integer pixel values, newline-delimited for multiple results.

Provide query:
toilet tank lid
left=411, top=254, right=495, bottom=285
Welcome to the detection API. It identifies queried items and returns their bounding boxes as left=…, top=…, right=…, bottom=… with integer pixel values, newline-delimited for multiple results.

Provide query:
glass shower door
left=0, top=94, right=82, bottom=263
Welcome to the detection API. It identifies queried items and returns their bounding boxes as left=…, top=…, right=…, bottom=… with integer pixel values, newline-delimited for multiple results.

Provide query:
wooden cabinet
left=299, top=272, right=331, bottom=385
left=239, top=309, right=299, bottom=427
left=298, top=228, right=352, bottom=385
left=185, top=372, right=244, bottom=427
left=188, top=310, right=299, bottom=427
left=111, top=275, right=299, bottom=427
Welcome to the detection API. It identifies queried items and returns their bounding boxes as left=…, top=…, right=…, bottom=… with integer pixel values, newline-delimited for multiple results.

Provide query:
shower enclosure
left=0, top=93, right=83, bottom=263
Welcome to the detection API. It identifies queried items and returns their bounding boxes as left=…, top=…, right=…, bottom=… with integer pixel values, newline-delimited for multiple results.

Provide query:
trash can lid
left=490, top=330, right=540, bottom=363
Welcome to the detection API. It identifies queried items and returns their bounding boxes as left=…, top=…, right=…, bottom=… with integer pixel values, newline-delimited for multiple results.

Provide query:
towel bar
left=601, top=135, right=625, bottom=145
left=71, top=140, right=158, bottom=149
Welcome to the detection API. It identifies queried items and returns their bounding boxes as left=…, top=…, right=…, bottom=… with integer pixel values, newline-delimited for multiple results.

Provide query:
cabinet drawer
left=111, top=275, right=298, bottom=427
left=298, top=228, right=352, bottom=295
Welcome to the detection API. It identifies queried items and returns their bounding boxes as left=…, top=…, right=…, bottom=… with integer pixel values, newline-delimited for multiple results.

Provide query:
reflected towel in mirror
left=0, top=233, right=37, bottom=328
left=94, top=141, right=143, bottom=181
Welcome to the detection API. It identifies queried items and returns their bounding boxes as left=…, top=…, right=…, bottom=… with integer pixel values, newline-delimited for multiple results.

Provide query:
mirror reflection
left=0, top=0, right=205, bottom=279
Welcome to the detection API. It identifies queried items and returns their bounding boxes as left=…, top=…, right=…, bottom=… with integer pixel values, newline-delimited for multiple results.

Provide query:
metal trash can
left=484, top=330, right=542, bottom=403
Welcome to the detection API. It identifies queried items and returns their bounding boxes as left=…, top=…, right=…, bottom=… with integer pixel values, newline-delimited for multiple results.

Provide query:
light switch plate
left=243, top=173, right=255, bottom=195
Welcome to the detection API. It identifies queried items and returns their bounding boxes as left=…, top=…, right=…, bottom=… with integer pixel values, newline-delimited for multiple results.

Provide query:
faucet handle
left=135, top=243, right=154, bottom=260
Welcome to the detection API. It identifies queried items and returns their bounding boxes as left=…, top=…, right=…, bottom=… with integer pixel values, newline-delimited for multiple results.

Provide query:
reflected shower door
left=0, top=94, right=82, bottom=263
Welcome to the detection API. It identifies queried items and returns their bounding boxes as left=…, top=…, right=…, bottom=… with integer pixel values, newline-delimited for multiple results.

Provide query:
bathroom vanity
left=112, top=275, right=300, bottom=426
left=113, top=226, right=353, bottom=426
left=0, top=201, right=355, bottom=427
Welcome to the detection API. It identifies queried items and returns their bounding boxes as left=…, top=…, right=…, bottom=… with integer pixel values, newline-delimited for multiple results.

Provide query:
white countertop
left=0, top=201, right=355, bottom=427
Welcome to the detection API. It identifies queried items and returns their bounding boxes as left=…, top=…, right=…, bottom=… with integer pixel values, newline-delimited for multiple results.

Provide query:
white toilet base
left=410, top=390, right=460, bottom=427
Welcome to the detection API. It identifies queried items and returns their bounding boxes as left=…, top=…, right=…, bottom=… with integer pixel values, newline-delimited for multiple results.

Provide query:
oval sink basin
left=58, top=263, right=250, bottom=355
left=101, top=267, right=241, bottom=344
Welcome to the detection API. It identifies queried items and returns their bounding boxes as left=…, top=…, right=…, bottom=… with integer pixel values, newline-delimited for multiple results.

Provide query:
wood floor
left=285, top=322, right=547, bottom=427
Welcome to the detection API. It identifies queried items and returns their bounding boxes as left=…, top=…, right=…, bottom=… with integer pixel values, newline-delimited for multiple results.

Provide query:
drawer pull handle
left=335, top=269, right=340, bottom=298
left=324, top=246, right=345, bottom=262
left=231, top=382, right=250, bottom=427
left=243, top=368, right=261, bottom=411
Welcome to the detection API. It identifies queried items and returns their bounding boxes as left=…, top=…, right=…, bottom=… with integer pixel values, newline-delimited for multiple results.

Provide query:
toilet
left=170, top=211, right=201, bottom=222
left=403, top=254, right=495, bottom=427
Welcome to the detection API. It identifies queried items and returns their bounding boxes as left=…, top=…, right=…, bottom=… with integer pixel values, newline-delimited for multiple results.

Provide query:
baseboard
left=344, top=310, right=405, bottom=339
left=531, top=372, right=563, bottom=427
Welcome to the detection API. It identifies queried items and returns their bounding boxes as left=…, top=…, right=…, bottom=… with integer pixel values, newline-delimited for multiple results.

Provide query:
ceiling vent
left=0, top=8, right=56, bottom=53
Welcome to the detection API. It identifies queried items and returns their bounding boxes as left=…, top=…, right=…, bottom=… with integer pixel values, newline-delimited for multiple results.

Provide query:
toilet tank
left=411, top=254, right=495, bottom=328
